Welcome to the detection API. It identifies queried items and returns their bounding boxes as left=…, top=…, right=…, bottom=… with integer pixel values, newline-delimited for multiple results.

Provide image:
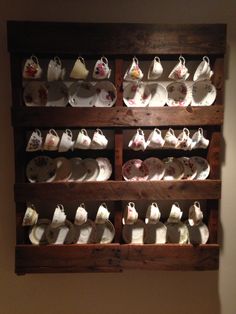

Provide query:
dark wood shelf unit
left=8, top=21, right=226, bottom=274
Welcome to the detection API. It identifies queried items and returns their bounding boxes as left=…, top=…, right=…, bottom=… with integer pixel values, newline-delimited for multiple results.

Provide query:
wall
left=0, top=1, right=235, bottom=313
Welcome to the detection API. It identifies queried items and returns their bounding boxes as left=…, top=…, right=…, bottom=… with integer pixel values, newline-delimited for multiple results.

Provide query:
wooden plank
left=7, top=22, right=226, bottom=55
left=207, top=131, right=221, bottom=179
left=11, top=106, right=224, bottom=128
left=14, top=180, right=221, bottom=202
left=15, top=244, right=122, bottom=274
left=120, top=244, right=219, bottom=271
left=207, top=200, right=219, bottom=243
left=212, top=58, right=224, bottom=106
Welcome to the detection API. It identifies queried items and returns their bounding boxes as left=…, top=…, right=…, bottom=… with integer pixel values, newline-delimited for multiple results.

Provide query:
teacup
left=51, top=204, right=67, bottom=228
left=58, top=129, right=74, bottom=152
left=147, top=56, right=163, bottom=80
left=74, top=129, right=91, bottom=149
left=193, top=56, right=214, bottom=81
left=167, top=202, right=183, bottom=223
left=122, top=202, right=138, bottom=225
left=191, top=128, right=209, bottom=149
left=43, top=129, right=60, bottom=151
left=168, top=56, right=189, bottom=81
left=128, top=128, right=146, bottom=151
left=91, top=129, right=108, bottom=149
left=22, top=204, right=39, bottom=226
left=164, top=128, right=178, bottom=148
left=93, top=56, right=111, bottom=79
left=145, top=202, right=161, bottom=224
left=124, top=57, right=144, bottom=81
left=176, top=127, right=192, bottom=150
left=95, top=203, right=110, bottom=224
left=47, top=56, right=65, bottom=81
left=23, top=55, right=42, bottom=79
left=70, top=57, right=89, bottom=80
left=74, top=203, right=88, bottom=226
left=188, top=201, right=203, bottom=226
left=146, top=128, right=165, bottom=148
left=26, top=129, right=43, bottom=152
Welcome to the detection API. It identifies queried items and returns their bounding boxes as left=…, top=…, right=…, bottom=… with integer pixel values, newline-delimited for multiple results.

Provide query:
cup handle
left=154, top=56, right=160, bottom=63
left=79, top=203, right=85, bottom=209
left=96, top=128, right=103, bottom=135
left=137, top=128, right=144, bottom=135
left=35, top=129, right=41, bottom=136
left=179, top=56, right=185, bottom=65
left=65, top=129, right=73, bottom=137
left=183, top=128, right=190, bottom=136
left=128, top=202, right=135, bottom=207
left=168, top=128, right=175, bottom=135
left=133, top=56, right=139, bottom=65
left=203, top=56, right=210, bottom=65
left=198, top=128, right=204, bottom=136
left=31, top=55, right=39, bottom=65
left=49, top=129, right=58, bottom=137
left=151, top=202, right=158, bottom=207
left=101, top=56, right=108, bottom=64
left=57, top=204, right=64, bottom=211
left=81, top=128, right=88, bottom=136
left=194, top=201, right=201, bottom=208
left=78, top=56, right=85, bottom=64
left=154, top=128, right=161, bottom=135
left=54, top=56, right=62, bottom=66
left=101, top=202, right=107, bottom=208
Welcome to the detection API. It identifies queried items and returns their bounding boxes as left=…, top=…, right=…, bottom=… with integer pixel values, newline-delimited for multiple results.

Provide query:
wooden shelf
left=15, top=244, right=219, bottom=274
left=14, top=180, right=221, bottom=202
left=12, top=106, right=224, bottom=128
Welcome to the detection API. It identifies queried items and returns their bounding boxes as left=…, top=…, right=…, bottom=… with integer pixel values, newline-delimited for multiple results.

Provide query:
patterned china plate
left=178, top=157, right=197, bottom=180
left=23, top=82, right=48, bottom=106
left=68, top=81, right=96, bottom=107
left=122, top=219, right=147, bottom=244
left=95, top=220, right=115, bottom=244
left=29, top=219, right=51, bottom=245
left=73, top=219, right=96, bottom=244
left=162, top=157, right=185, bottom=180
left=26, top=156, right=56, bottom=183
left=69, top=157, right=87, bottom=181
left=148, top=83, right=168, bottom=107
left=94, top=81, right=117, bottom=107
left=122, top=159, right=149, bottom=181
left=191, top=81, right=216, bottom=106
left=144, top=222, right=167, bottom=244
left=166, top=221, right=189, bottom=244
left=45, top=220, right=75, bottom=244
left=53, top=157, right=72, bottom=181
left=46, top=81, right=68, bottom=107
left=123, top=82, right=151, bottom=107
left=190, top=156, right=210, bottom=180
left=143, top=157, right=165, bottom=181
left=186, top=221, right=209, bottom=244
left=96, top=157, right=112, bottom=181
left=82, top=158, right=100, bottom=181
left=166, top=82, right=191, bottom=107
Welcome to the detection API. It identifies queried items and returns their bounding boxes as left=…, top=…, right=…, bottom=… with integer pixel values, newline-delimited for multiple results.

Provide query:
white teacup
left=74, top=129, right=91, bottom=149
left=95, top=203, right=110, bottom=224
left=176, top=127, right=192, bottom=150
left=22, top=204, right=39, bottom=226
left=58, top=129, right=74, bottom=152
left=124, top=57, right=144, bottom=81
left=23, top=55, right=42, bottom=79
left=70, top=57, right=89, bottom=80
left=164, top=128, right=178, bottom=148
left=148, top=56, right=163, bottom=80
left=75, top=203, right=88, bottom=226
left=146, top=128, right=165, bottom=148
left=51, top=204, right=67, bottom=228
left=91, top=129, right=108, bottom=149
left=191, top=128, right=209, bottom=149
left=168, top=56, right=189, bottom=81
left=188, top=201, right=203, bottom=226
left=26, top=129, right=43, bottom=152
left=145, top=202, right=161, bottom=224
left=93, top=56, right=111, bottom=79
left=47, top=57, right=65, bottom=81
left=122, top=202, right=138, bottom=225
left=128, top=128, right=146, bottom=151
left=193, top=56, right=214, bottom=81
left=167, top=202, right=183, bottom=223
left=43, top=129, right=60, bottom=151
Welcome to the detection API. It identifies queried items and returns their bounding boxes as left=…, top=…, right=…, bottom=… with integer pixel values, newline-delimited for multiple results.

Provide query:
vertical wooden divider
left=207, top=200, right=219, bottom=243
left=212, top=58, right=224, bottom=106
left=114, top=59, right=123, bottom=243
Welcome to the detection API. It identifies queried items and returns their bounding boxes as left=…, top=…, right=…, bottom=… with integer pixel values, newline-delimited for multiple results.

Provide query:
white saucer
left=94, top=81, right=117, bottom=107
left=186, top=221, right=209, bottom=244
left=123, top=82, right=151, bottom=107
left=166, top=221, right=189, bottom=244
left=24, top=82, right=48, bottom=106
left=68, top=81, right=96, bottom=107
left=178, top=157, right=197, bottom=180
left=190, top=156, right=210, bottom=180
left=82, top=158, right=100, bottom=181
left=53, top=157, right=72, bottom=181
left=191, top=81, right=216, bottom=106
left=148, top=83, right=168, bottom=107
left=29, top=219, right=51, bottom=245
left=95, top=220, right=115, bottom=244
left=46, top=81, right=68, bottom=107
left=73, top=219, right=96, bottom=244
left=167, top=82, right=191, bottom=106
left=45, top=220, right=75, bottom=244
left=122, top=219, right=147, bottom=244
left=26, top=156, right=56, bottom=183
left=96, top=157, right=112, bottom=181
left=144, top=222, right=167, bottom=244
left=162, top=157, right=184, bottom=180
left=69, top=157, right=87, bottom=181
left=143, top=157, right=165, bottom=181
left=122, top=159, right=149, bottom=181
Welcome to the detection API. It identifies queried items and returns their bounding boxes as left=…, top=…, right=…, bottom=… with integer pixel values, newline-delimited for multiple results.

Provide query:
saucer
left=162, top=157, right=184, bottom=180
left=46, top=81, right=68, bottom=107
left=23, top=82, right=48, bottom=106
left=144, top=222, right=167, bottom=244
left=143, top=157, right=165, bottom=181
left=94, top=81, right=117, bottom=107
left=26, top=156, right=56, bottom=183
left=186, top=221, right=209, bottom=244
left=73, top=219, right=96, bottom=244
left=95, top=220, right=115, bottom=244
left=122, top=159, right=149, bottom=181
left=191, top=81, right=216, bottom=106
left=148, top=83, right=168, bottom=107
left=69, top=157, right=87, bottom=181
left=45, top=220, right=75, bottom=244
left=190, top=156, right=210, bottom=180
left=166, top=221, right=189, bottom=244
left=123, top=82, right=151, bottom=107
left=68, top=81, right=96, bottom=107
left=82, top=158, right=100, bottom=181
left=122, top=219, right=147, bottom=244
left=166, top=82, right=191, bottom=106
left=53, top=157, right=72, bottom=181
left=29, top=219, right=51, bottom=245
left=178, top=157, right=197, bottom=180
left=96, top=157, right=112, bottom=181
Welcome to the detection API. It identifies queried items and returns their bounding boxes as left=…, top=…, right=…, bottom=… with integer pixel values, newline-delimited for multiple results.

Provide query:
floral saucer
left=94, top=81, right=117, bottom=107
left=95, top=220, right=115, bottom=244
left=46, top=81, right=68, bottom=107
left=190, top=156, right=210, bottom=180
left=29, top=219, right=51, bottom=245
left=148, top=83, right=168, bottom=107
left=162, top=157, right=185, bottom=180
left=73, top=219, right=96, bottom=244
left=122, top=159, right=149, bottom=181
left=96, top=157, right=112, bottom=181
left=53, top=157, right=72, bottom=181
left=122, top=219, right=147, bottom=244
left=178, top=157, right=197, bottom=180
left=123, top=82, right=151, bottom=107
left=144, top=222, right=167, bottom=244
left=24, top=82, right=48, bottom=106
left=69, top=158, right=87, bottom=181
left=45, top=220, right=75, bottom=244
left=26, top=156, right=56, bottom=183
left=143, top=157, right=165, bottom=181
left=82, top=158, right=100, bottom=181
left=166, top=221, right=189, bottom=244
left=186, top=221, right=209, bottom=244
left=166, top=82, right=191, bottom=106
left=68, top=81, right=96, bottom=107
left=191, top=81, right=216, bottom=106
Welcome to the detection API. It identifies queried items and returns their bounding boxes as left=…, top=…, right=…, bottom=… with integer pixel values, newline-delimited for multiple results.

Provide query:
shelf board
left=15, top=244, right=219, bottom=274
left=11, top=106, right=224, bottom=128
left=14, top=180, right=221, bottom=202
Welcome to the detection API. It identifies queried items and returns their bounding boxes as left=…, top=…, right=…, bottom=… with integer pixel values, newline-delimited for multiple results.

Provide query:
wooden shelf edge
left=11, top=106, right=224, bottom=128
left=15, top=244, right=219, bottom=274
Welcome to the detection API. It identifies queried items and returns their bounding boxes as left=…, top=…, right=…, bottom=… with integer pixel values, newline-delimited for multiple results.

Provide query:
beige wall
left=0, top=1, right=236, bottom=313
